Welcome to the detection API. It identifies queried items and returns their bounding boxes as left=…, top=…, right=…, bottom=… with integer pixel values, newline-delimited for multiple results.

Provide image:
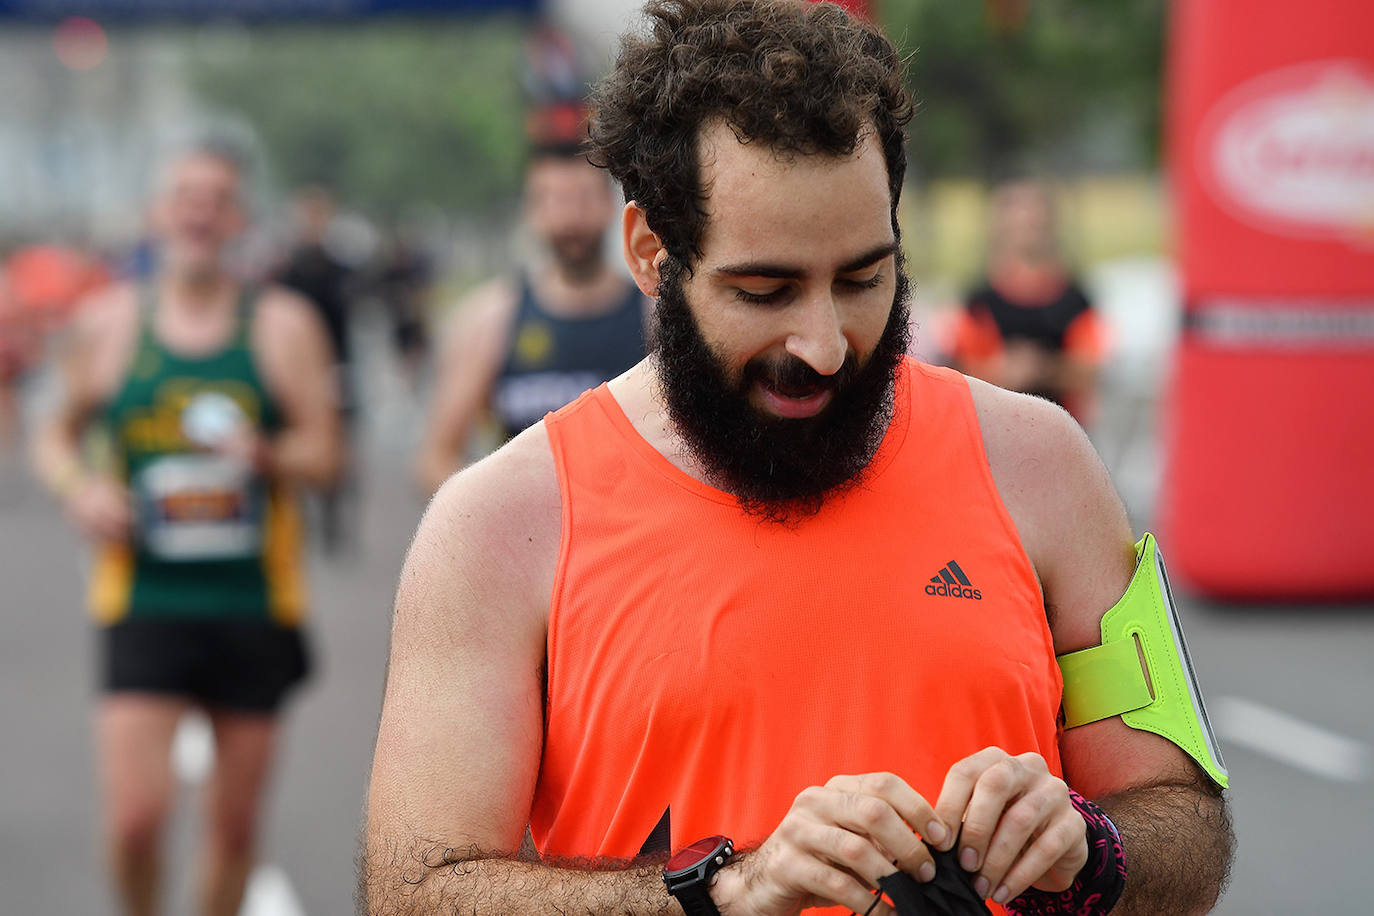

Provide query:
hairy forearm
left=1097, top=782, right=1234, bottom=915
left=358, top=841, right=677, bottom=916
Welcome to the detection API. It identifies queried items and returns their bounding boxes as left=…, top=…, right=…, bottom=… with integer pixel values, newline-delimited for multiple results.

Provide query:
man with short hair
left=362, top=2, right=1232, bottom=914
left=950, top=179, right=1105, bottom=424
left=413, top=136, right=648, bottom=495
left=33, top=142, right=340, bottom=916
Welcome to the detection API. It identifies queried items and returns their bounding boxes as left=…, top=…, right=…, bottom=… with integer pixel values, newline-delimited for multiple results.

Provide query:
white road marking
left=1213, top=695, right=1372, bottom=783
left=241, top=864, right=306, bottom=916
left=171, top=710, right=214, bottom=785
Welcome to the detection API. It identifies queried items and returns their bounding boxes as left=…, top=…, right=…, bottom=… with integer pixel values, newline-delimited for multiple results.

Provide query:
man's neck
left=161, top=264, right=235, bottom=311
left=151, top=266, right=242, bottom=355
left=533, top=262, right=629, bottom=319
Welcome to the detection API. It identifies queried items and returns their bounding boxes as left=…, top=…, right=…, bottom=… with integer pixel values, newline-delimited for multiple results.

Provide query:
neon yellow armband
left=1056, top=533, right=1229, bottom=788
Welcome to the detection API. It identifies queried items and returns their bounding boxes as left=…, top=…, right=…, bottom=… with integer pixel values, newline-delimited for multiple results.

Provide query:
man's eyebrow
left=711, top=241, right=900, bottom=280
left=837, top=240, right=900, bottom=273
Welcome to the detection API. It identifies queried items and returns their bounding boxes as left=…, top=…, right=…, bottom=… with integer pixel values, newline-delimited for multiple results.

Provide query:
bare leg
left=198, top=709, right=280, bottom=916
left=97, top=694, right=190, bottom=916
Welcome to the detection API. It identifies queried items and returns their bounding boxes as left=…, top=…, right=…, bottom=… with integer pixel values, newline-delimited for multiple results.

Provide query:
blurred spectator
left=0, top=242, right=112, bottom=450
left=373, top=223, right=433, bottom=390
left=276, top=186, right=357, bottom=553
left=947, top=179, right=1106, bottom=424
left=5, top=242, right=113, bottom=333
left=277, top=186, right=354, bottom=400
left=0, top=272, right=38, bottom=451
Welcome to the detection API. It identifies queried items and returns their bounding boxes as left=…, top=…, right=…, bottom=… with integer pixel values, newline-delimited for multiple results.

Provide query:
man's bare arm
left=31, top=290, right=130, bottom=493
left=973, top=380, right=1234, bottom=914
left=1096, top=774, right=1232, bottom=916
left=360, top=846, right=673, bottom=916
left=361, top=426, right=679, bottom=915
left=252, top=289, right=343, bottom=487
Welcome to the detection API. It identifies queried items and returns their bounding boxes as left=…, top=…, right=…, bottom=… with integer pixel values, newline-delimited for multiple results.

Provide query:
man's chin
left=550, top=240, right=603, bottom=277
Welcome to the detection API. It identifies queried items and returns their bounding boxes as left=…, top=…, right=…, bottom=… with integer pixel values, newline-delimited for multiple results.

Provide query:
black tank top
left=963, top=276, right=1092, bottom=405
left=964, top=276, right=1092, bottom=351
left=491, top=275, right=647, bottom=439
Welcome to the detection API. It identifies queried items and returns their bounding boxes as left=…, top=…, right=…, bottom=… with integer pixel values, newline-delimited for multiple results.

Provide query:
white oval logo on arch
left=1198, top=59, right=1374, bottom=244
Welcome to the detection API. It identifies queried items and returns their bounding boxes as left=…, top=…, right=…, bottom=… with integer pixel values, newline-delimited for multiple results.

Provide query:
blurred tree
left=882, top=0, right=1165, bottom=179
left=189, top=19, right=529, bottom=219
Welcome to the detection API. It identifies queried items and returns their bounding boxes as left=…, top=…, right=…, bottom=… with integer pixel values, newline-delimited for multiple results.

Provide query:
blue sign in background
left=0, top=0, right=540, bottom=20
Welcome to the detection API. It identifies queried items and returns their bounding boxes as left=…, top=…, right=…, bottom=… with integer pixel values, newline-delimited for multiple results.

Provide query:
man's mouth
left=757, top=379, right=833, bottom=419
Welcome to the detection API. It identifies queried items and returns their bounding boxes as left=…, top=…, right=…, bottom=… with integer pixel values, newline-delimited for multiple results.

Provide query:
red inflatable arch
left=1163, top=0, right=1374, bottom=598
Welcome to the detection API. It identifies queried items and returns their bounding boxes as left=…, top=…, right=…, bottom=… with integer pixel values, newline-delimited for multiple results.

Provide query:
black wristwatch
left=663, top=835, right=734, bottom=916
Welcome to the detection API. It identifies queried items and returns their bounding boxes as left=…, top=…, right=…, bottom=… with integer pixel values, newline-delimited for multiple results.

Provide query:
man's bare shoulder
left=251, top=284, right=326, bottom=341
left=65, top=283, right=141, bottom=397
left=964, top=374, right=1093, bottom=490
left=417, top=420, right=562, bottom=617
left=964, top=374, right=1134, bottom=645
left=71, top=281, right=139, bottom=341
left=440, top=277, right=519, bottom=351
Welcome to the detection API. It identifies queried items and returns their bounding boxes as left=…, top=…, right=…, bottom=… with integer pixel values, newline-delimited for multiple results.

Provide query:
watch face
left=667, top=836, right=728, bottom=873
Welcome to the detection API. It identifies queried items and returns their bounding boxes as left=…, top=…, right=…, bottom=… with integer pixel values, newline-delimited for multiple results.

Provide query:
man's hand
left=713, top=772, right=948, bottom=916
left=998, top=340, right=1054, bottom=393
left=932, top=747, right=1087, bottom=906
left=65, top=474, right=134, bottom=542
left=214, top=429, right=271, bottom=475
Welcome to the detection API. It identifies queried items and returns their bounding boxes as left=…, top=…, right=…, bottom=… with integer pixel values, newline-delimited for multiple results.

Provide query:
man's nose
left=784, top=292, right=848, bottom=377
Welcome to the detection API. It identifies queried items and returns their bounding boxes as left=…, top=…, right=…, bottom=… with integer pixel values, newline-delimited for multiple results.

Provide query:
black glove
left=873, top=843, right=991, bottom=916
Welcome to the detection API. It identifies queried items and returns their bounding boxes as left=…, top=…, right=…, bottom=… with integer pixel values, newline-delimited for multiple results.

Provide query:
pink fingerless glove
left=1006, top=789, right=1125, bottom=915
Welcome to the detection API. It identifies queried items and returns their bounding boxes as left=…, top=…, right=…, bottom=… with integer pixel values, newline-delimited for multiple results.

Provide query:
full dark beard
left=653, top=253, right=912, bottom=524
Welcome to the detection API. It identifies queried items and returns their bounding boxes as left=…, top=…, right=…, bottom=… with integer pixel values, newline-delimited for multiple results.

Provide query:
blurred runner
left=414, top=126, right=648, bottom=495
left=374, top=223, right=432, bottom=391
left=947, top=179, right=1106, bottom=424
left=276, top=185, right=356, bottom=553
left=31, top=140, right=340, bottom=916
left=0, top=271, right=37, bottom=451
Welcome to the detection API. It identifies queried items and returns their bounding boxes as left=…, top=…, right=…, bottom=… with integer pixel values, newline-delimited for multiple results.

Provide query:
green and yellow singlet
left=89, top=288, right=305, bottom=626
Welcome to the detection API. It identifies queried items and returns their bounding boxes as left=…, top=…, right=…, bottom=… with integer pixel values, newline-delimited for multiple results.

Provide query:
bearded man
left=362, top=2, right=1233, bottom=914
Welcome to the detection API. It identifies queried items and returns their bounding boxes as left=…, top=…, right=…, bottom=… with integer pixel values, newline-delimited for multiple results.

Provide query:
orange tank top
left=534, top=358, right=1062, bottom=914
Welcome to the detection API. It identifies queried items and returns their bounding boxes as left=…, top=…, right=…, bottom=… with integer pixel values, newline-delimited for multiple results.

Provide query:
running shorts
left=100, top=617, right=312, bottom=713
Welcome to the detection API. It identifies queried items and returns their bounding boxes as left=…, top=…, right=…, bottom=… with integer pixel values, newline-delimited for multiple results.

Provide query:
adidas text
left=925, top=582, right=983, bottom=600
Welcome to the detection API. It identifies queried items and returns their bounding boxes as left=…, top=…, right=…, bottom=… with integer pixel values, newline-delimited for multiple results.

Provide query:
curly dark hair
left=588, top=0, right=913, bottom=265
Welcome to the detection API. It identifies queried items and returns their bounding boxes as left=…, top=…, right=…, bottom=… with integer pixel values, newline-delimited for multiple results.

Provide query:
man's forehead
left=527, top=155, right=609, bottom=189
left=694, top=121, right=892, bottom=262
left=162, top=152, right=241, bottom=194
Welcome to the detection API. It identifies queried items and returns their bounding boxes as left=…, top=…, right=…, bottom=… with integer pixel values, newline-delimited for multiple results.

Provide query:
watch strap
left=671, top=881, right=723, bottom=916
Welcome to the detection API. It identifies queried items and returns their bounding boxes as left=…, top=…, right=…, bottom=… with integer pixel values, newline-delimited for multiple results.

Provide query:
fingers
left=932, top=747, right=1013, bottom=852
left=92, top=495, right=133, bottom=541
left=748, top=833, right=895, bottom=916
left=934, top=748, right=1086, bottom=905
left=956, top=754, right=1048, bottom=867
left=971, top=776, right=1071, bottom=901
left=821, top=773, right=943, bottom=878
left=987, top=811, right=1087, bottom=904
left=803, top=822, right=905, bottom=888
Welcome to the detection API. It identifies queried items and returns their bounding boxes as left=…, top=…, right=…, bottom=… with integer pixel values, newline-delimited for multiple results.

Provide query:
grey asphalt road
left=1, top=337, right=1370, bottom=915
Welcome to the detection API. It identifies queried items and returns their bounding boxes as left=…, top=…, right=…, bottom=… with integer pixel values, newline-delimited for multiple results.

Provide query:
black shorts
left=101, top=617, right=312, bottom=714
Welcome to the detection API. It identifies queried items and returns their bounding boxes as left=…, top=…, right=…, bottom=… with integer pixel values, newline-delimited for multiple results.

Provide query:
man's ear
left=623, top=202, right=668, bottom=297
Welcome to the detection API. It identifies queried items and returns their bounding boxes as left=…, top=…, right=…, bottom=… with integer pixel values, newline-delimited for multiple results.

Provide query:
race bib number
left=133, top=454, right=265, bottom=561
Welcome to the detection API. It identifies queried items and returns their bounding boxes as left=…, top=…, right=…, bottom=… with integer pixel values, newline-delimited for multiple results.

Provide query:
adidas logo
left=926, top=560, right=983, bottom=600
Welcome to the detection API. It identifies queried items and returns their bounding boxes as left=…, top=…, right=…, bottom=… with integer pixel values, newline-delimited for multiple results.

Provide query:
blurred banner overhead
left=1163, top=0, right=1374, bottom=599
left=0, top=0, right=541, bottom=20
